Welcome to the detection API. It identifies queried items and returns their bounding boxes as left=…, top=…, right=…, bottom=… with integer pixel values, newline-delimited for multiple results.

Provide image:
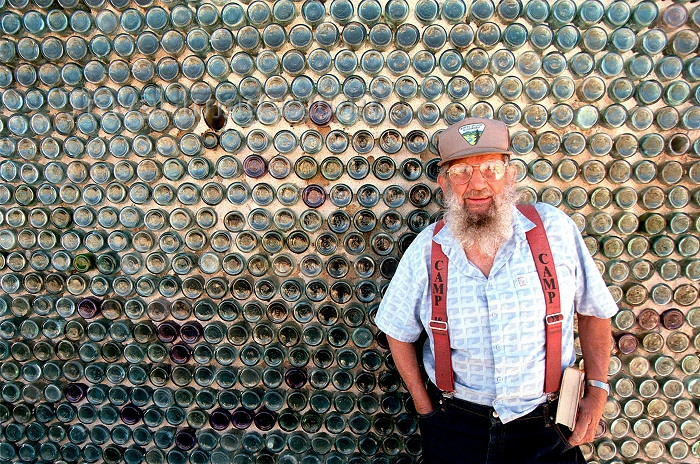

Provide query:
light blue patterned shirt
left=375, top=203, right=618, bottom=423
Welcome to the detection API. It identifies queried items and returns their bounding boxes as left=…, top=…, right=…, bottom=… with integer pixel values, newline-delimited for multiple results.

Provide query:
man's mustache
left=462, top=189, right=493, bottom=200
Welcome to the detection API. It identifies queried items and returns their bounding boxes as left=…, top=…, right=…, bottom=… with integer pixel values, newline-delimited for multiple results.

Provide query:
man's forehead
left=448, top=153, right=507, bottom=166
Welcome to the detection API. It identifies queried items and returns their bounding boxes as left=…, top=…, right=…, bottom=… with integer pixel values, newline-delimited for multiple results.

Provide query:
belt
left=427, top=382, right=559, bottom=424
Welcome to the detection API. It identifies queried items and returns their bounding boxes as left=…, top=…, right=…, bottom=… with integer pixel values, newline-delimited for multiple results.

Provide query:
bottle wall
left=0, top=0, right=698, bottom=463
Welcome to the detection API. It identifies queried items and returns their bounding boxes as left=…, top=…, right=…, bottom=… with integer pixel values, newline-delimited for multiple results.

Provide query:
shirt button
left=491, top=312, right=497, bottom=317
left=497, top=377, right=503, bottom=382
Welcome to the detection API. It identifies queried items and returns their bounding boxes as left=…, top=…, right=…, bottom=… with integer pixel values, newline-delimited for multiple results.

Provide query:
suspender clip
left=545, top=313, right=563, bottom=325
left=429, top=320, right=448, bottom=331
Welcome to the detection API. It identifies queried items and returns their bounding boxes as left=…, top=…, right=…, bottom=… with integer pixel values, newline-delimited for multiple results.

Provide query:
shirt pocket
left=509, top=264, right=574, bottom=349
left=514, top=264, right=573, bottom=312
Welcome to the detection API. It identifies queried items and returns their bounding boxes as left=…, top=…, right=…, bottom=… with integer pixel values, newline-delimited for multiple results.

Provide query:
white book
left=555, top=367, right=585, bottom=431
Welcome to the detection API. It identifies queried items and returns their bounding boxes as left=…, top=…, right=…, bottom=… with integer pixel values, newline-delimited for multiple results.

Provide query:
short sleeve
left=374, top=231, right=431, bottom=343
left=567, top=215, right=619, bottom=319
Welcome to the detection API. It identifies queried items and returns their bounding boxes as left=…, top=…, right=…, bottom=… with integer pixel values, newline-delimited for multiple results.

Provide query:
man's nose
left=468, top=167, right=489, bottom=190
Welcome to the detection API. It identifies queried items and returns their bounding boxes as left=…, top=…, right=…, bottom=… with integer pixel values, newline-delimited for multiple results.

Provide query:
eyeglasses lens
left=449, top=160, right=506, bottom=184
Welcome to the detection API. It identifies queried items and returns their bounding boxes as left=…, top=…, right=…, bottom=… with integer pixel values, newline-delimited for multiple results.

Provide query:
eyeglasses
left=445, top=159, right=508, bottom=184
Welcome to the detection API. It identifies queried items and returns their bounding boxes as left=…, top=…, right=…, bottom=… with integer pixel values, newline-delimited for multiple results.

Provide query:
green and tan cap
left=437, top=118, right=512, bottom=166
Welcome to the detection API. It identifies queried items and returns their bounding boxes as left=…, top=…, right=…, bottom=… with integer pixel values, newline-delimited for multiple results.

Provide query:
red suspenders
left=429, top=204, right=563, bottom=395
left=430, top=220, right=454, bottom=392
left=518, top=204, right=563, bottom=394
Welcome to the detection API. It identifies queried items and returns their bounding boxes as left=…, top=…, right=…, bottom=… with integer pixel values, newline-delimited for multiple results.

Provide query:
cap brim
left=438, top=148, right=513, bottom=166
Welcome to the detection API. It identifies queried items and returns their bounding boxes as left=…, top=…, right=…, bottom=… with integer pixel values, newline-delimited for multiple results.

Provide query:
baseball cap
left=437, top=118, right=512, bottom=166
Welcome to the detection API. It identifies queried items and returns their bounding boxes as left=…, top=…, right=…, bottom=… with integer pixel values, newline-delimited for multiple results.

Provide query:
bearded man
left=375, top=118, right=617, bottom=464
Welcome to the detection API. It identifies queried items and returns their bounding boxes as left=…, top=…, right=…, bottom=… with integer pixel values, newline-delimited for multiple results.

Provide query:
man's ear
left=437, top=171, right=448, bottom=192
left=506, top=162, right=517, bottom=181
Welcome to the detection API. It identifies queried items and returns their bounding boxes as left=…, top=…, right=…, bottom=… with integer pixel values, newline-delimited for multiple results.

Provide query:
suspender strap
left=517, top=204, right=563, bottom=394
left=430, top=220, right=455, bottom=393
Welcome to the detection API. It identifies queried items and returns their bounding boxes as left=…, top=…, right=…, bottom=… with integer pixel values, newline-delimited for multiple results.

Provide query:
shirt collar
left=513, top=204, right=536, bottom=238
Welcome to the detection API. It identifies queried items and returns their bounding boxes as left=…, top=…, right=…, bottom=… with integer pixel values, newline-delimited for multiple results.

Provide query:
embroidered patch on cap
left=458, top=123, right=486, bottom=146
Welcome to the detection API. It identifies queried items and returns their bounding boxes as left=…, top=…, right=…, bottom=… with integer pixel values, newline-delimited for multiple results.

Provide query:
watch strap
left=585, top=379, right=610, bottom=395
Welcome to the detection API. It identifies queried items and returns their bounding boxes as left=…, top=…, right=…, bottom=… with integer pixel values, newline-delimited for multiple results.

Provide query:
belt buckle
left=438, top=390, right=454, bottom=411
left=544, top=393, right=559, bottom=426
left=545, top=313, right=563, bottom=325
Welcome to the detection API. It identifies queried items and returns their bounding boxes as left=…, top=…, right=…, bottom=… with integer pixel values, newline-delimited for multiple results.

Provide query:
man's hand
left=568, top=388, right=608, bottom=446
left=572, top=315, right=611, bottom=445
left=414, top=400, right=435, bottom=416
left=385, top=336, right=435, bottom=416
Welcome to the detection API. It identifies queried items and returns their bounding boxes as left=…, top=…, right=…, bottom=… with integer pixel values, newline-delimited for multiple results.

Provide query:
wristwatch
left=586, top=379, right=610, bottom=395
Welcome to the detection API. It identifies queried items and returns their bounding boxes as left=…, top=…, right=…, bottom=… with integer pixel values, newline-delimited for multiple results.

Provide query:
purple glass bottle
left=169, top=343, right=192, bottom=364
left=77, top=297, right=101, bottom=319
left=302, top=185, right=326, bottom=208
left=309, top=101, right=333, bottom=126
left=254, top=408, right=277, bottom=431
left=175, top=427, right=197, bottom=450
left=156, top=321, right=180, bottom=343
left=64, top=383, right=87, bottom=403
left=231, top=407, right=253, bottom=429
left=209, top=408, right=231, bottom=431
left=179, top=321, right=203, bottom=344
left=120, top=404, right=142, bottom=425
left=284, top=368, right=308, bottom=389
left=243, top=154, right=267, bottom=178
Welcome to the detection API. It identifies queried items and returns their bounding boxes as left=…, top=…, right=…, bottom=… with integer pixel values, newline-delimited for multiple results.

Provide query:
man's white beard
left=443, top=182, right=518, bottom=258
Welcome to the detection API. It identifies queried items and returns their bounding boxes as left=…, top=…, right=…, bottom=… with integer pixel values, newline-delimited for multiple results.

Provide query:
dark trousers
left=418, top=390, right=586, bottom=464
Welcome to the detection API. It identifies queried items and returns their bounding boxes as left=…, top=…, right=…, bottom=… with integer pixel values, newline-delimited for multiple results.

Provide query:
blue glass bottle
left=497, top=0, right=523, bottom=22
left=368, top=23, right=393, bottom=50
left=247, top=1, right=272, bottom=28
left=525, top=0, right=549, bottom=23
left=637, top=29, right=667, bottom=55
left=577, top=75, right=605, bottom=102
left=630, top=1, right=658, bottom=30
left=475, top=22, right=501, bottom=49
left=395, top=23, right=419, bottom=51
left=358, top=0, right=382, bottom=26
left=635, top=80, right=662, bottom=106
left=287, top=25, right=312, bottom=52
left=314, top=22, right=339, bottom=49
left=671, top=30, right=699, bottom=56
left=342, top=22, right=367, bottom=50
left=384, top=0, right=409, bottom=25
left=656, top=56, right=683, bottom=81
left=449, top=24, right=474, bottom=50
left=302, top=0, right=326, bottom=26
left=272, top=0, right=297, bottom=26
left=554, top=25, right=580, bottom=53
left=503, top=23, right=528, bottom=50
left=548, top=0, right=576, bottom=28
left=415, top=0, right=439, bottom=24
left=442, top=0, right=467, bottom=23
left=329, top=0, right=354, bottom=25
left=604, top=1, right=631, bottom=27
left=575, top=0, right=604, bottom=28
left=470, top=0, right=495, bottom=23
left=609, top=27, right=636, bottom=54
